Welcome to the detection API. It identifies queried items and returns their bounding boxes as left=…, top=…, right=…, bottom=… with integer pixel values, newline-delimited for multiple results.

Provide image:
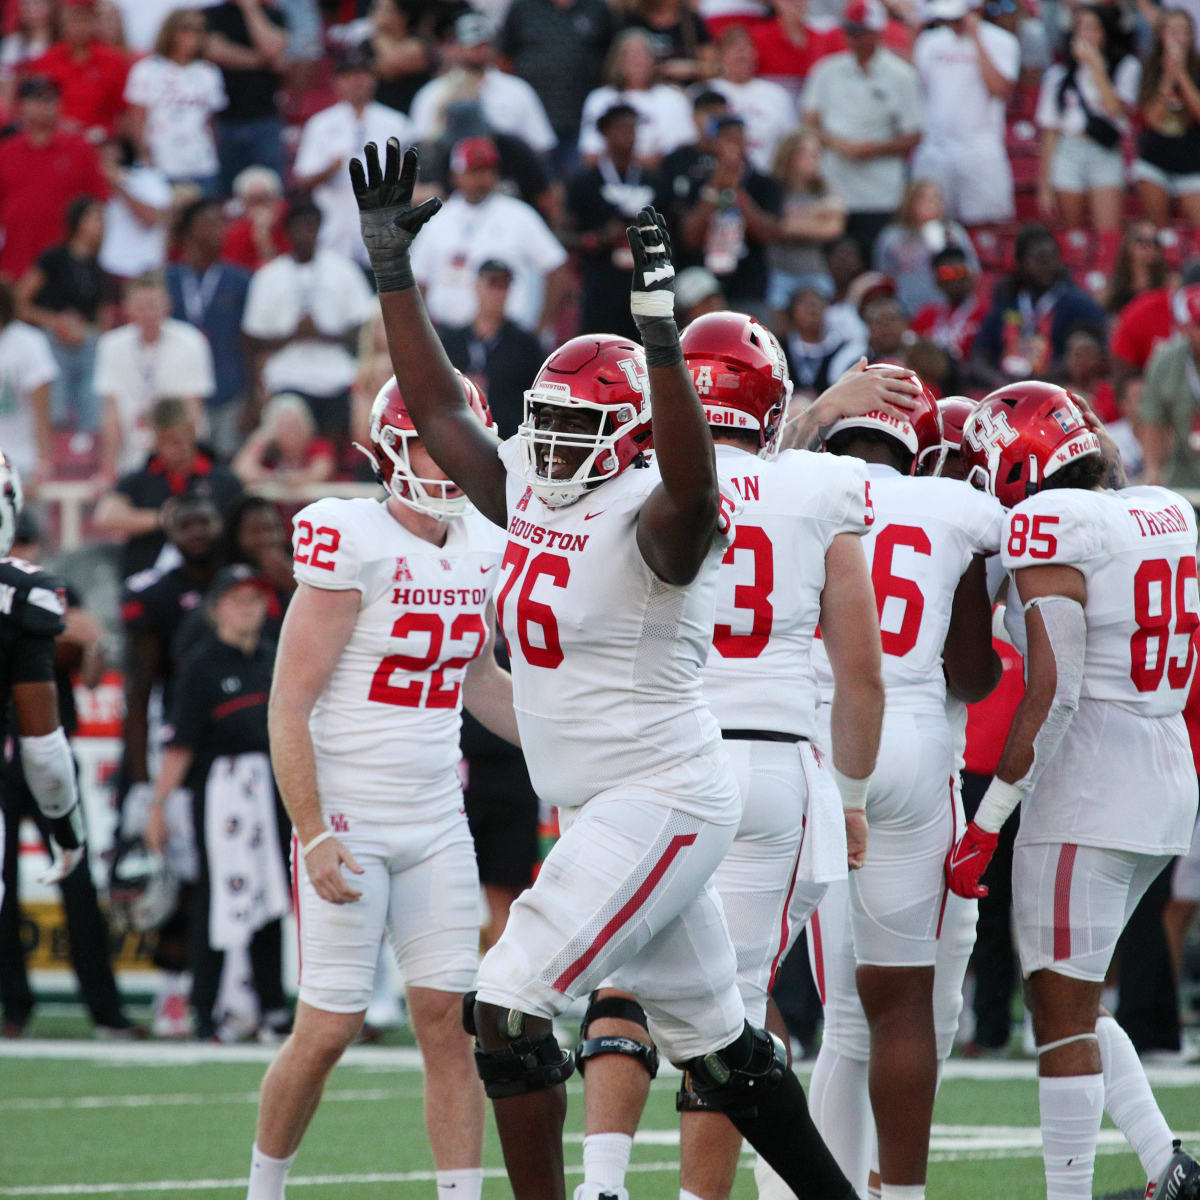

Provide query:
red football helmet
left=680, top=311, right=791, bottom=458
left=916, top=395, right=977, bottom=477
left=362, top=371, right=494, bottom=517
left=518, top=334, right=653, bottom=507
left=822, top=364, right=942, bottom=475
left=961, top=381, right=1101, bottom=509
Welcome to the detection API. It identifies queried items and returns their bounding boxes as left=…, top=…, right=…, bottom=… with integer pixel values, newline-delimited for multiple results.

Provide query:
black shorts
left=464, top=756, right=539, bottom=890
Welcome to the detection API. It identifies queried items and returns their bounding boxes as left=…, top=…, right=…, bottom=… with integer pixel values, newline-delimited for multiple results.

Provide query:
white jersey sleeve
left=292, top=498, right=366, bottom=594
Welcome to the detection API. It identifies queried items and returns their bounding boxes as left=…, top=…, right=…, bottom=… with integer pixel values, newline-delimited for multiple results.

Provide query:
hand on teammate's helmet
left=626, top=206, right=675, bottom=305
left=944, top=820, right=999, bottom=899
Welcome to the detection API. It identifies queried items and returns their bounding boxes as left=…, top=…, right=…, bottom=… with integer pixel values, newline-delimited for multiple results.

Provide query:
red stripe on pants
left=936, top=775, right=958, bottom=939
left=1053, top=844, right=1078, bottom=962
left=810, top=909, right=826, bottom=1006
left=551, top=832, right=697, bottom=993
left=768, top=815, right=806, bottom=994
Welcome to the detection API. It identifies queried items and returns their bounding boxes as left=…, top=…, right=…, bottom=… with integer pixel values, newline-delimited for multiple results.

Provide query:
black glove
left=626, top=206, right=681, bottom=367
left=350, top=139, right=442, bottom=293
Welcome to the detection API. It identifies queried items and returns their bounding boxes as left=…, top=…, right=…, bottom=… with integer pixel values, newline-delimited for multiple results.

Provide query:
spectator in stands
left=678, top=113, right=782, bottom=316
left=564, top=104, right=655, bottom=340
left=1104, top=221, right=1168, bottom=315
left=0, top=279, right=56, bottom=492
left=1110, top=258, right=1200, bottom=388
left=125, top=8, right=228, bottom=196
left=409, top=12, right=556, bottom=155
left=674, top=264, right=728, bottom=323
left=439, top=261, right=548, bottom=437
left=824, top=233, right=870, bottom=341
left=803, top=0, right=923, bottom=262
left=97, top=137, right=173, bottom=281
left=220, top=494, right=294, bottom=628
left=166, top=198, right=253, bottom=459
left=984, top=0, right=1049, bottom=83
left=358, top=0, right=434, bottom=115
left=0, top=76, right=108, bottom=281
left=913, top=0, right=1020, bottom=225
left=221, top=166, right=289, bottom=272
left=1036, top=5, right=1140, bottom=232
left=974, top=224, right=1107, bottom=381
left=752, top=0, right=847, bottom=96
left=1133, top=9, right=1200, bottom=225
left=293, top=45, right=415, bottom=269
left=784, top=279, right=866, bottom=397
left=1140, top=284, right=1200, bottom=487
left=14, top=196, right=114, bottom=434
left=766, top=129, right=845, bottom=313
left=241, top=198, right=375, bottom=441
left=410, top=137, right=570, bottom=335
left=1063, top=325, right=1117, bottom=418
left=0, top=0, right=58, bottom=107
left=911, top=244, right=989, bottom=371
left=96, top=274, right=216, bottom=479
left=863, top=293, right=911, bottom=363
left=499, top=0, right=614, bottom=170
left=874, top=178, right=980, bottom=316
left=578, top=29, right=693, bottom=164
left=710, top=25, right=798, bottom=174
left=657, top=89, right=728, bottom=236
left=1107, top=374, right=1145, bottom=481
left=30, top=0, right=130, bottom=141
left=96, top=397, right=242, bottom=580
left=204, top=0, right=288, bottom=195
left=95, top=1, right=127, bottom=49
left=621, top=0, right=714, bottom=84
left=232, top=392, right=336, bottom=485
left=351, top=305, right=390, bottom=451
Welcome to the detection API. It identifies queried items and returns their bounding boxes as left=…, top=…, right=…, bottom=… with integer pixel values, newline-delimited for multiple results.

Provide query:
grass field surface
left=1, top=1025, right=1197, bottom=1200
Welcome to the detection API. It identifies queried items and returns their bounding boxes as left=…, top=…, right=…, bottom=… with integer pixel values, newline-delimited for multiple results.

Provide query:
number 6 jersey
left=291, top=497, right=504, bottom=821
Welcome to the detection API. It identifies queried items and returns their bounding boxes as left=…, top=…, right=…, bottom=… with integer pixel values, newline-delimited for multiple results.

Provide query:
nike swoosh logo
left=480, top=564, right=496, bottom=573
left=643, top=264, right=674, bottom=285
left=584, top=510, right=605, bottom=521
left=948, top=845, right=983, bottom=870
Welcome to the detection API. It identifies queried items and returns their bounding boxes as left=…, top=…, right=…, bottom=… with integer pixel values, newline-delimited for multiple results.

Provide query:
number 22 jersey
left=291, top=497, right=504, bottom=821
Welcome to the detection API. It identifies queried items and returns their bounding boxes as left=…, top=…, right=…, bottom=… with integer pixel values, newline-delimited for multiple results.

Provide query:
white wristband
left=974, top=778, right=1024, bottom=834
left=630, top=290, right=675, bottom=317
left=991, top=603, right=1012, bottom=647
left=830, top=766, right=869, bottom=811
left=302, top=830, right=335, bottom=858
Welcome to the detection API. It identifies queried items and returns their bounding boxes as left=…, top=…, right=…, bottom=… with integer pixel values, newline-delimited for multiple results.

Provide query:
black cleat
left=1147, top=1141, right=1200, bottom=1200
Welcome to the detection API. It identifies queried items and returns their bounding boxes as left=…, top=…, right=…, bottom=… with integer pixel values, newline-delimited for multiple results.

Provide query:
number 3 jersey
left=704, top=445, right=872, bottom=740
left=814, top=464, right=1004, bottom=714
left=495, top=438, right=736, bottom=818
left=292, top=497, right=504, bottom=820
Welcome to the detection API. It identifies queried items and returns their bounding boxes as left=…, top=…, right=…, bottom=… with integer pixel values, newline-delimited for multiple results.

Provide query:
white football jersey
left=815, top=464, right=1004, bottom=715
left=496, top=438, right=737, bottom=818
left=704, top=444, right=872, bottom=739
left=292, top=497, right=504, bottom=821
left=1002, top=486, right=1200, bottom=717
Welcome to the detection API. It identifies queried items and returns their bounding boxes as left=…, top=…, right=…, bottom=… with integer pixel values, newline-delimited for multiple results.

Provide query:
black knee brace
left=462, top=992, right=575, bottom=1099
left=685, top=1021, right=788, bottom=1119
left=575, top=993, right=660, bottom=1079
left=675, top=1070, right=713, bottom=1113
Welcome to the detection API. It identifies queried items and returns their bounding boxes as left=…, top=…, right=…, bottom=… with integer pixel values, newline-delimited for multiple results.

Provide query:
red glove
left=945, top=821, right=1000, bottom=899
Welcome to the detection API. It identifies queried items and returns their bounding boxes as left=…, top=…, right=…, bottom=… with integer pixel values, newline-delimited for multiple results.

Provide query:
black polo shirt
left=114, top=450, right=242, bottom=580
left=205, top=3, right=288, bottom=122
left=438, top=319, right=547, bottom=438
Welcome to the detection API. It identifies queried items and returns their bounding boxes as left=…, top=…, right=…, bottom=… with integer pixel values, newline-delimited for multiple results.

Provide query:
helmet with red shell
left=680, top=311, right=792, bottom=458
left=361, top=371, right=495, bottom=517
left=821, top=364, right=942, bottom=475
left=916, top=395, right=977, bottom=477
left=517, top=334, right=653, bottom=507
left=961, top=381, right=1101, bottom=509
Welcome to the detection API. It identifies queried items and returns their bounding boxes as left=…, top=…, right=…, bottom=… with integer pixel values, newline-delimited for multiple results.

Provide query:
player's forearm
left=945, top=558, right=1002, bottom=703
left=646, top=360, right=719, bottom=520
left=463, top=662, right=521, bottom=747
left=828, top=675, right=884, bottom=779
left=267, top=700, right=326, bottom=843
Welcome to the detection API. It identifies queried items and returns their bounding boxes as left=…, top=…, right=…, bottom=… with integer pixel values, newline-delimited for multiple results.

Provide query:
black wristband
left=634, top=314, right=682, bottom=367
left=371, top=254, right=415, bottom=294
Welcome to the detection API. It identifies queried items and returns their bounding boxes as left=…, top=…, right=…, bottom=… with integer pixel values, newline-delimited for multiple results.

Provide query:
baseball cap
left=334, top=42, right=376, bottom=74
left=17, top=74, right=58, bottom=101
left=454, top=11, right=493, bottom=47
left=675, top=266, right=724, bottom=312
left=208, top=564, right=265, bottom=605
left=925, top=0, right=972, bottom=20
left=1173, top=284, right=1200, bottom=327
left=844, top=0, right=887, bottom=31
left=450, top=136, right=500, bottom=173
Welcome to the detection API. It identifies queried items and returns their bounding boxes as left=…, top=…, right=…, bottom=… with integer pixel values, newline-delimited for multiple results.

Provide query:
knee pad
left=461, top=990, right=478, bottom=1036
left=675, top=1070, right=713, bottom=1113
left=686, top=1022, right=789, bottom=1119
left=575, top=993, right=659, bottom=1080
left=467, top=1001, right=575, bottom=1099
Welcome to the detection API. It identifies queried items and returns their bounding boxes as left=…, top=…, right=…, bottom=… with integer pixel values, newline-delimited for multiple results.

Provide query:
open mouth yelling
left=538, top=448, right=574, bottom=479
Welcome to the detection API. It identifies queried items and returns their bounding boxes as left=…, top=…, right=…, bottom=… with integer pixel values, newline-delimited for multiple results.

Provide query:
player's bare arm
left=462, top=606, right=521, bottom=747
left=351, top=140, right=507, bottom=528
left=269, top=582, right=364, bottom=904
left=781, top=360, right=922, bottom=452
left=944, top=554, right=1002, bottom=703
left=819, top=531, right=885, bottom=869
left=626, top=208, right=720, bottom=585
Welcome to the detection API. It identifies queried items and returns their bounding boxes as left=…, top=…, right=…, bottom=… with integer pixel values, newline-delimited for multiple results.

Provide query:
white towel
left=796, top=742, right=849, bottom=885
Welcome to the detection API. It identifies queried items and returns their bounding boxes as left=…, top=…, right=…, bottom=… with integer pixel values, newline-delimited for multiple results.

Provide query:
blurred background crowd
left=0, top=0, right=1198, bottom=1056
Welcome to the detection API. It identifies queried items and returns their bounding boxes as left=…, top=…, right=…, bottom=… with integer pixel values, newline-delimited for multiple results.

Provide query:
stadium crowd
left=0, top=0, right=1197, bottom=1085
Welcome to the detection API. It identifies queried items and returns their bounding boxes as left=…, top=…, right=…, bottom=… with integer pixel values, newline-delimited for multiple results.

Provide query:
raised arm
left=350, top=140, right=507, bottom=528
left=627, top=208, right=720, bottom=585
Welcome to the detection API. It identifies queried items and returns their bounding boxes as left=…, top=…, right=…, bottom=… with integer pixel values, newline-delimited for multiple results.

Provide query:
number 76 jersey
left=1002, top=485, right=1200, bottom=716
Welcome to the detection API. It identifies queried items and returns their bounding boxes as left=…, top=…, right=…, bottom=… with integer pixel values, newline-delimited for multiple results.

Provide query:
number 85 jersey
left=1002, top=486, right=1200, bottom=717
left=292, top=497, right=504, bottom=820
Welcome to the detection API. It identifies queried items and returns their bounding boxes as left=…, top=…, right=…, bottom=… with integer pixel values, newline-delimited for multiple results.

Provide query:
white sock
left=583, top=1133, right=632, bottom=1191
left=1097, top=1015, right=1176, bottom=1181
left=1038, top=1073, right=1105, bottom=1199
left=808, top=1046, right=873, bottom=1197
left=880, top=1186, right=925, bottom=1200
left=435, top=1168, right=483, bottom=1200
left=246, top=1144, right=296, bottom=1200
left=680, top=1191, right=705, bottom=1200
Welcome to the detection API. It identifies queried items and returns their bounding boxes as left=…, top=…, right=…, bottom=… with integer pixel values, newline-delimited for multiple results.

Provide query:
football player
left=801, top=378, right=1003, bottom=1200
left=244, top=377, right=518, bottom=1200
left=0, top=448, right=85, bottom=908
left=950, top=382, right=1200, bottom=1200
left=351, top=138, right=859, bottom=1200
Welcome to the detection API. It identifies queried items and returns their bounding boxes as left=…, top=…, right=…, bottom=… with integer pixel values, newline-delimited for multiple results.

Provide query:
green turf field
left=1, top=1029, right=1197, bottom=1199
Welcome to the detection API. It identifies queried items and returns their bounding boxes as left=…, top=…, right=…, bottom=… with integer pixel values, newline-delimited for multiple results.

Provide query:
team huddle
left=2, top=131, right=1199, bottom=1200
